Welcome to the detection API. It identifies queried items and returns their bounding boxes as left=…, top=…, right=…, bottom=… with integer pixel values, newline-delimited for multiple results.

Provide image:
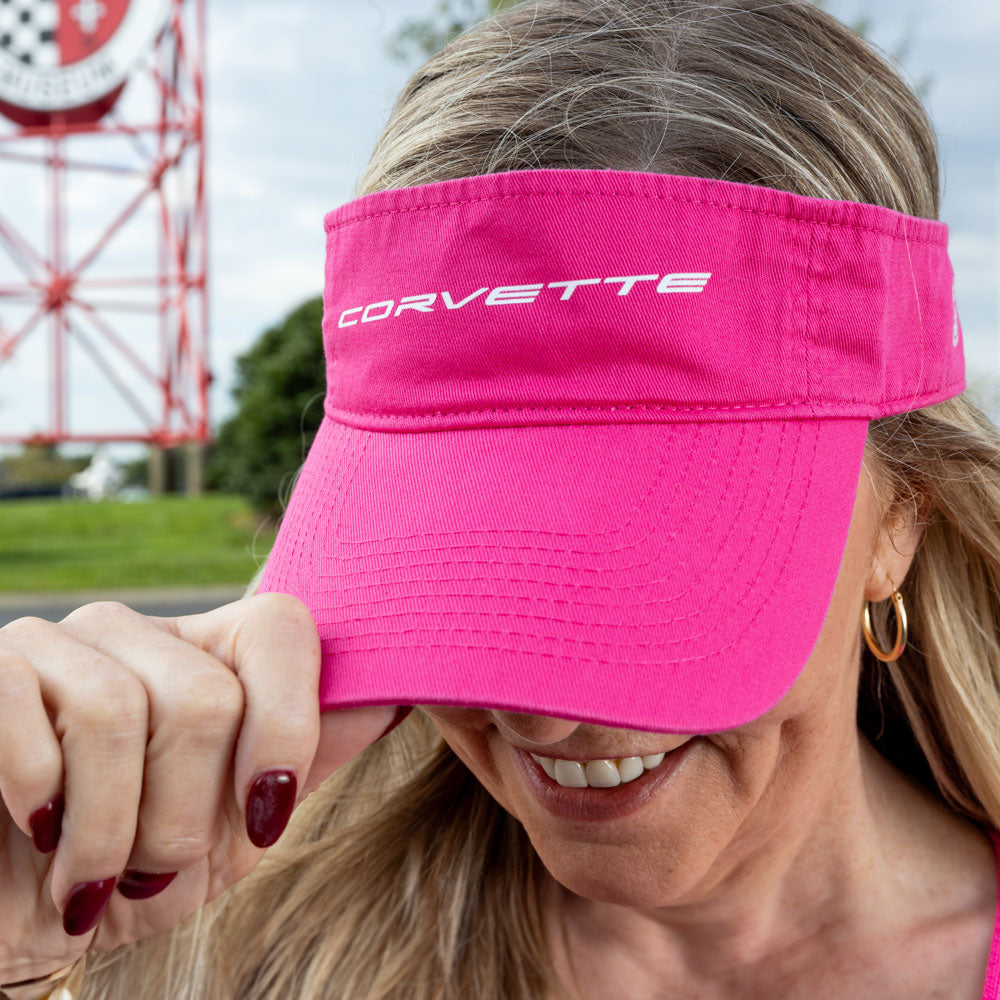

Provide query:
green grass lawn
left=0, top=495, right=279, bottom=592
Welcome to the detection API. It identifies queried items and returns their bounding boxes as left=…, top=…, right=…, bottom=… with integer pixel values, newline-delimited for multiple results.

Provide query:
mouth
left=512, top=738, right=698, bottom=822
left=526, top=748, right=679, bottom=788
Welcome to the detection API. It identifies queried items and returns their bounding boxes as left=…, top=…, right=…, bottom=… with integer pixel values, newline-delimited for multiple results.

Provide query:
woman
left=3, top=1, right=1000, bottom=998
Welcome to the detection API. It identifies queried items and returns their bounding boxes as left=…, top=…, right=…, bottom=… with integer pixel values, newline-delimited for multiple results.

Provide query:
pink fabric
left=321, top=169, right=962, bottom=431
left=259, top=169, right=965, bottom=733
left=983, top=829, right=1000, bottom=999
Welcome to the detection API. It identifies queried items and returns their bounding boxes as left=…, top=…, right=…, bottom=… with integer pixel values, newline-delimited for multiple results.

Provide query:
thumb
left=301, top=705, right=412, bottom=797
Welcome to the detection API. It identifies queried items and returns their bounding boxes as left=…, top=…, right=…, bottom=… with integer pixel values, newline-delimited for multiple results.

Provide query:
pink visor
left=258, top=168, right=964, bottom=734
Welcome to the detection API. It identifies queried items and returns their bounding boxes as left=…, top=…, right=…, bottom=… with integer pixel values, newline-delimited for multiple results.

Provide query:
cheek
left=425, top=703, right=788, bottom=831
left=417, top=707, right=517, bottom=805
left=676, top=729, right=787, bottom=844
left=700, top=727, right=799, bottom=850
left=420, top=707, right=808, bottom=905
left=521, top=734, right=788, bottom=906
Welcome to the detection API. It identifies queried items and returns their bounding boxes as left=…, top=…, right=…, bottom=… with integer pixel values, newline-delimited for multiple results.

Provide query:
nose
left=491, top=710, right=582, bottom=747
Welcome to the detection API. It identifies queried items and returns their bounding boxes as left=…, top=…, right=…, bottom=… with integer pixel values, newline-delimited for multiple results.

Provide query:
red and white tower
left=0, top=0, right=209, bottom=457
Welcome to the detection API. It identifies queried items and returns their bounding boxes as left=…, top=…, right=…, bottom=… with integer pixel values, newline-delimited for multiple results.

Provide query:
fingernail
left=63, top=878, right=116, bottom=936
left=377, top=706, right=413, bottom=742
left=29, top=794, right=64, bottom=854
left=245, top=769, right=297, bottom=848
left=116, top=870, right=179, bottom=900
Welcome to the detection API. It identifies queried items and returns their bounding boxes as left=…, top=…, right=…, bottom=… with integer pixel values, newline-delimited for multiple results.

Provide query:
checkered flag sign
left=0, top=0, right=130, bottom=69
left=0, top=0, right=56, bottom=67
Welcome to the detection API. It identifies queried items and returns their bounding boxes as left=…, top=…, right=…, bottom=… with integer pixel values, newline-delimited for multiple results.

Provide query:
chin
left=536, top=846, right=699, bottom=909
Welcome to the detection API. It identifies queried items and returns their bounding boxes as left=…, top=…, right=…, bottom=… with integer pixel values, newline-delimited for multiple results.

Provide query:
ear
left=862, top=470, right=926, bottom=605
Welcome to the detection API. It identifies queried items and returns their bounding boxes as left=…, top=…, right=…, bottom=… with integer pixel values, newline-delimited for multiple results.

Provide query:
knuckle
left=0, top=615, right=50, bottom=641
left=254, top=592, right=315, bottom=633
left=246, top=594, right=321, bottom=674
left=62, top=674, right=148, bottom=739
left=75, top=829, right=137, bottom=871
left=141, top=829, right=214, bottom=868
left=62, top=600, right=137, bottom=630
left=0, top=648, right=37, bottom=698
left=172, top=668, right=245, bottom=730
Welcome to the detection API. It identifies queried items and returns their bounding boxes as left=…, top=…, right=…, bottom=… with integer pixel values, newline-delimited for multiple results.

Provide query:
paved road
left=0, top=585, right=248, bottom=628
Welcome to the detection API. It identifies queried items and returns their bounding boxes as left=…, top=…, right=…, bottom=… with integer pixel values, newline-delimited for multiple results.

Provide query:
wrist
left=0, top=953, right=87, bottom=1000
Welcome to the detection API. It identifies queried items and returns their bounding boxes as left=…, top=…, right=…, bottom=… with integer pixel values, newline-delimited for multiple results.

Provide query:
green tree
left=207, top=297, right=325, bottom=515
left=0, top=444, right=90, bottom=487
left=387, top=0, right=521, bottom=62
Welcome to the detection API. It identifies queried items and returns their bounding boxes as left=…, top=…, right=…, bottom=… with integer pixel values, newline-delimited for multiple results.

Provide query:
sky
left=0, top=0, right=998, bottom=459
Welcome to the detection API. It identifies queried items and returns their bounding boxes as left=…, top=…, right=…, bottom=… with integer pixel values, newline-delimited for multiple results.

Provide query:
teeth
left=553, top=759, right=587, bottom=787
left=530, top=750, right=673, bottom=788
left=536, top=756, right=557, bottom=780
left=584, top=760, right=620, bottom=788
left=618, top=756, right=644, bottom=782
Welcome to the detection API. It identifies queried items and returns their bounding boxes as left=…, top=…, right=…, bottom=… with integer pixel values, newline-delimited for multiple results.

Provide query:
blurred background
left=0, top=0, right=997, bottom=625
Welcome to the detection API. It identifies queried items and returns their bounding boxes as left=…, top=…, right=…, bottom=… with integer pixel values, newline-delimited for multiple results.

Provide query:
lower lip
left=512, top=740, right=698, bottom=822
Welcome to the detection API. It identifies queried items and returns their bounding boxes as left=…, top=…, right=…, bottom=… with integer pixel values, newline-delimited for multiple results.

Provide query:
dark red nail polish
left=63, top=878, right=116, bottom=936
left=116, top=870, right=179, bottom=900
left=245, top=769, right=297, bottom=848
left=377, top=705, right=413, bottom=742
left=29, top=794, right=64, bottom=854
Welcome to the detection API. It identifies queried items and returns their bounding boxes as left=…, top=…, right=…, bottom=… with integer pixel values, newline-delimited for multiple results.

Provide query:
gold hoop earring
left=862, top=575, right=908, bottom=663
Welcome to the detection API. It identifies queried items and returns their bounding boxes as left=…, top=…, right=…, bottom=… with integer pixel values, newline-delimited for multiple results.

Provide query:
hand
left=0, top=593, right=399, bottom=985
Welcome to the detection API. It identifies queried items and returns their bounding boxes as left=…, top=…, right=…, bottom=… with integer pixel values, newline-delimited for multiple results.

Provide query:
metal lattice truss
left=0, top=0, right=208, bottom=445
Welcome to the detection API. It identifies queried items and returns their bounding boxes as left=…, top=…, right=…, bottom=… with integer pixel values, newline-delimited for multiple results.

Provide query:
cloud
left=947, top=222, right=999, bottom=383
left=3, top=0, right=999, bottom=442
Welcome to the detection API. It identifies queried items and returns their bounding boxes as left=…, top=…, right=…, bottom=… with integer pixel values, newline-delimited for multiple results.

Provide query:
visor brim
left=259, top=413, right=868, bottom=734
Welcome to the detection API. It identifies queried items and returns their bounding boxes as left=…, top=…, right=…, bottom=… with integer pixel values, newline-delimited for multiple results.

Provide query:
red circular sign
left=0, top=0, right=170, bottom=119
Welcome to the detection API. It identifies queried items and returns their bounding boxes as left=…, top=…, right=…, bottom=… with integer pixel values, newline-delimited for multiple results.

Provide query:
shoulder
left=859, top=746, right=998, bottom=997
left=894, top=806, right=997, bottom=997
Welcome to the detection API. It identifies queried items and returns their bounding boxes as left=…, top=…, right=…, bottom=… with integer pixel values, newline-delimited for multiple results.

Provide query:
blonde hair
left=82, top=2, right=1000, bottom=997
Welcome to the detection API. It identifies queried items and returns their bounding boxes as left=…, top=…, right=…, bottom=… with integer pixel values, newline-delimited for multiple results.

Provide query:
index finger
left=160, top=592, right=322, bottom=845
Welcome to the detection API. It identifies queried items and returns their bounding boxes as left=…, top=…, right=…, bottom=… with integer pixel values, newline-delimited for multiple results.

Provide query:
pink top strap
left=981, top=828, right=1000, bottom=999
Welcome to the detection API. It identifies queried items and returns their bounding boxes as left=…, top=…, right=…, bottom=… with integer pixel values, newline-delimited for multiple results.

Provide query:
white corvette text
left=337, top=272, right=713, bottom=327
